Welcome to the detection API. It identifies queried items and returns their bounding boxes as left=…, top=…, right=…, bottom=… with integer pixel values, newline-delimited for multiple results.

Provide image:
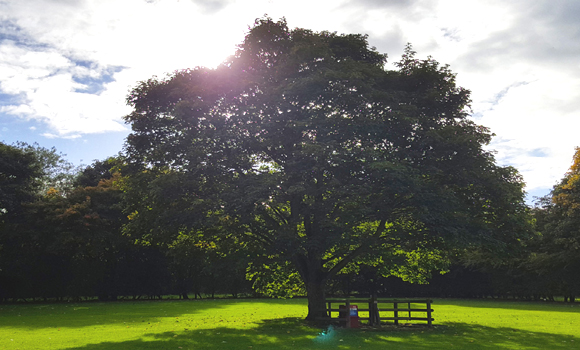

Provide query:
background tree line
left=0, top=143, right=578, bottom=302
left=1, top=18, right=578, bottom=307
left=0, top=146, right=250, bottom=301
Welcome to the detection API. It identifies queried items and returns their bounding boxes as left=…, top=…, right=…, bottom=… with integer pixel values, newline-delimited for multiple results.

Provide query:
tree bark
left=305, top=277, right=328, bottom=320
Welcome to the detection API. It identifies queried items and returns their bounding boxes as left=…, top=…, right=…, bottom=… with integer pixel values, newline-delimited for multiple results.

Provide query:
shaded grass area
left=0, top=298, right=579, bottom=349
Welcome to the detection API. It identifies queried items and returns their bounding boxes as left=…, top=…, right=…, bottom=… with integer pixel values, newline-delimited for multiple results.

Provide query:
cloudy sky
left=1, top=0, right=579, bottom=202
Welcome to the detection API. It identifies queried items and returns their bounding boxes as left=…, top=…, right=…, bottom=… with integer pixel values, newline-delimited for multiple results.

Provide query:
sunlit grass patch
left=0, top=298, right=579, bottom=349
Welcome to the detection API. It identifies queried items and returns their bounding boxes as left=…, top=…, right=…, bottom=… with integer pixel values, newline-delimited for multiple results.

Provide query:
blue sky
left=1, top=0, right=580, bottom=203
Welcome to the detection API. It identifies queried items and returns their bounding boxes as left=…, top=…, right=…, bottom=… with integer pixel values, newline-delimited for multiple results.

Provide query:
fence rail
left=320, top=297, right=433, bottom=327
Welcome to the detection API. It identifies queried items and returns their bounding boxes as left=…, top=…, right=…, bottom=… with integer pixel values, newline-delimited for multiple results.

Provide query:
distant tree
left=0, top=142, right=42, bottom=223
left=529, top=147, right=580, bottom=301
left=13, top=142, right=77, bottom=195
left=123, top=18, right=529, bottom=319
left=0, top=143, right=42, bottom=300
left=74, top=158, right=117, bottom=188
left=0, top=156, right=165, bottom=301
left=0, top=168, right=128, bottom=300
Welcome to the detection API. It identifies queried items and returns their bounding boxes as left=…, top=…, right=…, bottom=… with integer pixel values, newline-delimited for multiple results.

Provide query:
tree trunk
left=305, top=279, right=328, bottom=321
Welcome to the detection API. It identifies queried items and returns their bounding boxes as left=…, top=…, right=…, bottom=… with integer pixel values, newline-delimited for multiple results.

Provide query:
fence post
left=374, top=298, right=381, bottom=326
left=427, top=300, right=432, bottom=327
left=346, top=300, right=351, bottom=328
left=393, top=301, right=399, bottom=326
left=368, top=296, right=374, bottom=326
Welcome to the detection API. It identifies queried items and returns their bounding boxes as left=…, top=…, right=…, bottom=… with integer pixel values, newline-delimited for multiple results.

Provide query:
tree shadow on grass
left=0, top=299, right=239, bottom=329
left=64, top=318, right=580, bottom=350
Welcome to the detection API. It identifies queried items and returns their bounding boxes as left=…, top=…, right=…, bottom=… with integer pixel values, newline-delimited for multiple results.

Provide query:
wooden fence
left=321, top=297, right=434, bottom=327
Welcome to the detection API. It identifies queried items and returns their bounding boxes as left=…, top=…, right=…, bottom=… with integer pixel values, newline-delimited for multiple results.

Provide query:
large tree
left=123, top=18, right=528, bottom=319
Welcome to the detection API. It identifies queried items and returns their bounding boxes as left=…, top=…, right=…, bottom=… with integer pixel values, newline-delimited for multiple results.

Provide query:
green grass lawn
left=0, top=298, right=579, bottom=349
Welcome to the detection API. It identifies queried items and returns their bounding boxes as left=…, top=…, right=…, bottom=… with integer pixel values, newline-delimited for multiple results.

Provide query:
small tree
left=123, top=18, right=529, bottom=319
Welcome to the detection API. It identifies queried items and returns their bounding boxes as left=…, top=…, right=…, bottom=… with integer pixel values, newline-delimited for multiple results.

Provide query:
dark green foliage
left=123, top=18, right=528, bottom=318
left=526, top=147, right=580, bottom=301
left=1, top=156, right=251, bottom=302
left=74, top=157, right=118, bottom=187
left=0, top=168, right=127, bottom=300
left=13, top=142, right=77, bottom=194
left=0, top=142, right=42, bottom=222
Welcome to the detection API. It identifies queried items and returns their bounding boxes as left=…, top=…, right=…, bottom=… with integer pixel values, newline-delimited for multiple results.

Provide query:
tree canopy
left=529, top=147, right=580, bottom=301
left=123, top=18, right=529, bottom=319
left=0, top=142, right=42, bottom=226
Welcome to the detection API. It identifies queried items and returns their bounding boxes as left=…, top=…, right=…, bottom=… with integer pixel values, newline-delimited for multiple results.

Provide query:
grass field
left=0, top=298, right=579, bottom=349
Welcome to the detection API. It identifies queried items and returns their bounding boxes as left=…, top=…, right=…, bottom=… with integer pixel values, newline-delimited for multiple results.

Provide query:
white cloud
left=438, top=1, right=580, bottom=194
left=475, top=70, right=580, bottom=191
left=341, top=0, right=580, bottom=195
left=1, top=0, right=579, bottom=199
left=2, top=0, right=249, bottom=70
left=41, top=132, right=82, bottom=139
left=0, top=0, right=252, bottom=137
left=0, top=39, right=129, bottom=136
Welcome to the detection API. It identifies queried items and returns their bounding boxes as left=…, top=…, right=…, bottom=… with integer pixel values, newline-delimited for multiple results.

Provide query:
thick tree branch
left=269, top=205, right=289, bottom=225
left=326, top=218, right=388, bottom=278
